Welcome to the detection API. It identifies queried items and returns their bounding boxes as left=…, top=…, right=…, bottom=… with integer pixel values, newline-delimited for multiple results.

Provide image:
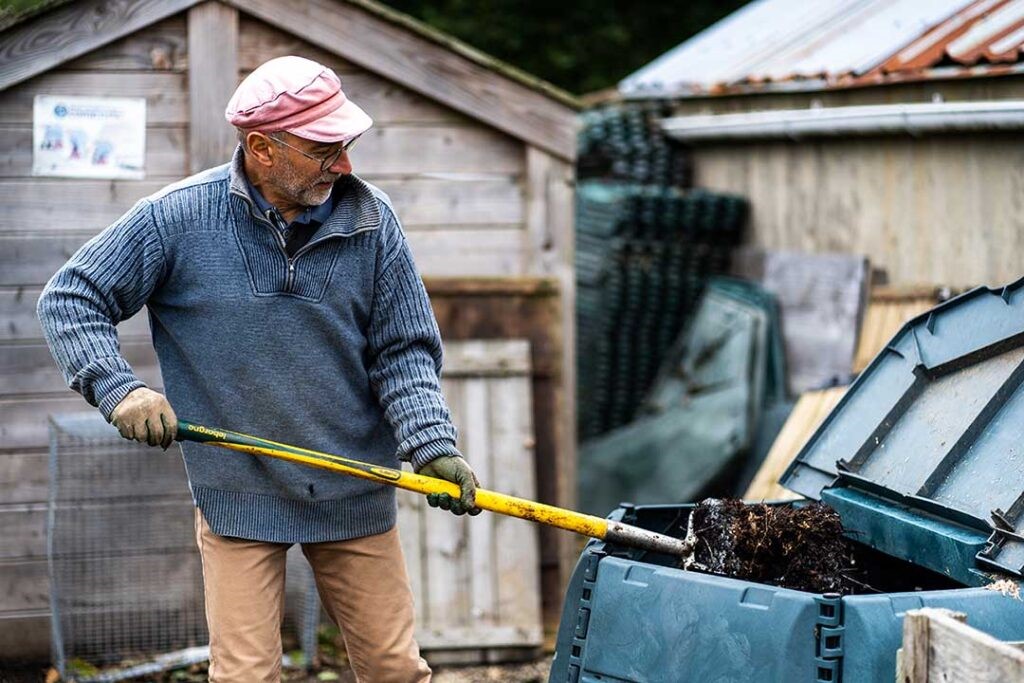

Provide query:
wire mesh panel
left=47, top=412, right=318, bottom=676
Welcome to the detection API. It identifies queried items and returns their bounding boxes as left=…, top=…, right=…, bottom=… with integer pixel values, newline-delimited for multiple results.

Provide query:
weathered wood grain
left=188, top=2, right=239, bottom=173
left=901, top=608, right=1024, bottom=682
left=0, top=180, right=165, bottom=234
left=0, top=121, right=526, bottom=179
left=0, top=550, right=200, bottom=613
left=405, top=228, right=527, bottom=277
left=395, top=340, right=540, bottom=648
left=743, top=386, right=847, bottom=502
left=349, top=125, right=524, bottom=176
left=0, top=451, right=49, bottom=505
left=442, top=339, right=531, bottom=377
left=0, top=225, right=528, bottom=286
left=0, top=125, right=188, bottom=179
left=62, top=15, right=188, bottom=72
left=222, top=0, right=577, bottom=160
left=238, top=18, right=469, bottom=125
left=0, top=0, right=197, bottom=91
left=0, top=394, right=149, bottom=452
left=0, top=71, right=189, bottom=125
left=1, top=340, right=160, bottom=395
left=237, top=13, right=360, bottom=75
left=0, top=175, right=522, bottom=235
left=693, top=134, right=1024, bottom=288
left=0, top=287, right=152, bottom=342
left=0, top=610, right=49, bottom=660
left=0, top=499, right=194, bottom=560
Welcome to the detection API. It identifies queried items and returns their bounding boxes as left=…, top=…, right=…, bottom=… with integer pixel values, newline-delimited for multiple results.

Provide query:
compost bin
left=552, top=277, right=1024, bottom=683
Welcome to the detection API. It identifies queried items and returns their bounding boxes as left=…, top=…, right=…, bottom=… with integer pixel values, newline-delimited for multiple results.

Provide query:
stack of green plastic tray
left=575, top=181, right=748, bottom=440
left=578, top=277, right=787, bottom=515
left=577, top=101, right=692, bottom=188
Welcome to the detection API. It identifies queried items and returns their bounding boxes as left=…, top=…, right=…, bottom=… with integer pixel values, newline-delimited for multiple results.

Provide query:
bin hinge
left=814, top=593, right=844, bottom=683
left=564, top=550, right=603, bottom=683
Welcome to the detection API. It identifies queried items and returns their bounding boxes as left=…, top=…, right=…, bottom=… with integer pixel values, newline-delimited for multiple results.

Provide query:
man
left=37, top=55, right=479, bottom=682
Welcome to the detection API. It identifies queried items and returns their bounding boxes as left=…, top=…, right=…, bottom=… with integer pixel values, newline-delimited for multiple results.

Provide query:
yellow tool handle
left=176, top=420, right=691, bottom=556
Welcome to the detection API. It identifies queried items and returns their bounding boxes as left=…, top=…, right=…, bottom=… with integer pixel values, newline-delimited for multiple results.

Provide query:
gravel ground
left=1, top=655, right=553, bottom=682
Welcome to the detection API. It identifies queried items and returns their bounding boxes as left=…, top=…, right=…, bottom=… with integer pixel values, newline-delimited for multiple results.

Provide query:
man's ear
left=245, top=131, right=276, bottom=167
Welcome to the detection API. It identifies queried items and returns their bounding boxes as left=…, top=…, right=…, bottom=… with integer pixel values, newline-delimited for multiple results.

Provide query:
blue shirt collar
left=244, top=173, right=334, bottom=227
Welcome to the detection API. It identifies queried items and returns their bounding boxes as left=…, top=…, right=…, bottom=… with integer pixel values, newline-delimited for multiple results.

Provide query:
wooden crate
left=398, top=339, right=542, bottom=660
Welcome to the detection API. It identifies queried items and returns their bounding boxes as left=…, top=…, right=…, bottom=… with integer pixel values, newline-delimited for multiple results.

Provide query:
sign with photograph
left=33, top=95, right=147, bottom=179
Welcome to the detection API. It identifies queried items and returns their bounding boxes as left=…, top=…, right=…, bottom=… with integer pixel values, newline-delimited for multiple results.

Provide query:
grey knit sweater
left=37, top=146, right=460, bottom=543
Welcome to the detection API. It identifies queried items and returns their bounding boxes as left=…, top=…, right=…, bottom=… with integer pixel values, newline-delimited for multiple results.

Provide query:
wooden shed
left=622, top=0, right=1024, bottom=290
left=0, top=0, right=578, bottom=658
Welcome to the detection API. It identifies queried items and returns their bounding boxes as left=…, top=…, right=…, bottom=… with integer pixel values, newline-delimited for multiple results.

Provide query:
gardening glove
left=416, top=455, right=482, bottom=516
left=109, top=387, right=178, bottom=449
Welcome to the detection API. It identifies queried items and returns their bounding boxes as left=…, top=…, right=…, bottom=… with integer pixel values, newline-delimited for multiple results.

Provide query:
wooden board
left=0, top=180, right=168, bottom=234
left=0, top=120, right=525, bottom=178
left=405, top=228, right=527, bottom=277
left=1, top=340, right=160, bottom=395
left=0, top=70, right=189, bottom=125
left=0, top=611, right=49, bottom=660
left=753, top=250, right=868, bottom=394
left=0, top=499, right=194, bottom=560
left=224, top=0, right=577, bottom=160
left=396, top=339, right=542, bottom=650
left=0, top=125, right=188, bottom=179
left=0, top=0, right=196, bottom=91
left=901, top=608, right=1024, bottom=682
left=743, top=386, right=847, bottom=502
left=349, top=125, right=524, bottom=176
left=0, top=227, right=540, bottom=284
left=62, top=15, right=188, bottom=72
left=238, top=17, right=468, bottom=126
left=853, top=287, right=941, bottom=373
left=0, top=451, right=49, bottom=505
left=187, top=2, right=238, bottom=173
left=0, top=288, right=152, bottom=342
left=692, top=134, right=1024, bottom=288
left=525, top=146, right=577, bottom=622
left=427, top=280, right=569, bottom=633
left=0, top=175, right=523, bottom=236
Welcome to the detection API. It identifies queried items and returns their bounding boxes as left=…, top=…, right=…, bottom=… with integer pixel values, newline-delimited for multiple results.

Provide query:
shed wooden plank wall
left=0, top=7, right=576, bottom=660
left=673, top=79, right=1024, bottom=289
left=0, top=15, right=190, bottom=657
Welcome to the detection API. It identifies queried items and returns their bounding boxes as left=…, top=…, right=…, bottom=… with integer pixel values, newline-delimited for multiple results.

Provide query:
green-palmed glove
left=416, top=455, right=482, bottom=516
left=110, top=387, right=178, bottom=449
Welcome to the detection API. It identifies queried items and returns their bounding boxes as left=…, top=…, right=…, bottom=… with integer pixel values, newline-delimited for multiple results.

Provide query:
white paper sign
left=33, top=95, right=147, bottom=179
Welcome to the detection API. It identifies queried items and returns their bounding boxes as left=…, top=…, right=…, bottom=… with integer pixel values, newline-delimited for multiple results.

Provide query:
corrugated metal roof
left=621, top=0, right=1024, bottom=98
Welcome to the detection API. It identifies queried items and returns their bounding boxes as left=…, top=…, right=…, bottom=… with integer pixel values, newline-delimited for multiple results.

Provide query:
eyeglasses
left=268, top=134, right=361, bottom=172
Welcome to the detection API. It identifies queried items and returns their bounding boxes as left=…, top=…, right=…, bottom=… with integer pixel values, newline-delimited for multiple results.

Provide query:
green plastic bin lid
left=781, top=278, right=1024, bottom=579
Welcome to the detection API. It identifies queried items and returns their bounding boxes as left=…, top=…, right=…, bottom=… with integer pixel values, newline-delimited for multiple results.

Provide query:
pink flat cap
left=225, top=55, right=372, bottom=143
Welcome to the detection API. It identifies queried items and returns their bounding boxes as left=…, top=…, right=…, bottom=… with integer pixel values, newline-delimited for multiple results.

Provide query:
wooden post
left=525, top=145, right=577, bottom=633
left=187, top=1, right=238, bottom=173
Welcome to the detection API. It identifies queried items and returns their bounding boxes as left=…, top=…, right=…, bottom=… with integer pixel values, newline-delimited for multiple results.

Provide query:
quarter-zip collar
left=227, top=144, right=381, bottom=239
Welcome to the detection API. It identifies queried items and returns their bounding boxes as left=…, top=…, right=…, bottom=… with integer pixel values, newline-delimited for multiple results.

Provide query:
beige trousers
left=195, top=509, right=431, bottom=683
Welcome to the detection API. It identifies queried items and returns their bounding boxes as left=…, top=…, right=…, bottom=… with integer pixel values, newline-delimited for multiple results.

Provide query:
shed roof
left=0, top=0, right=579, bottom=159
left=620, top=0, right=1024, bottom=98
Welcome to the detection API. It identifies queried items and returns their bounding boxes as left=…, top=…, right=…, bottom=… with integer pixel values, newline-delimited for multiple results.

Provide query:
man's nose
left=328, top=151, right=352, bottom=174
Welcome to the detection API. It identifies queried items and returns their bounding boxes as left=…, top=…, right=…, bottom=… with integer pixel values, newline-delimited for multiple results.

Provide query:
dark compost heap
left=685, top=499, right=855, bottom=594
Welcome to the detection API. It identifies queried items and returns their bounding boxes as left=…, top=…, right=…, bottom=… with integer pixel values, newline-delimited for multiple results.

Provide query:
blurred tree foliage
left=379, top=0, right=749, bottom=95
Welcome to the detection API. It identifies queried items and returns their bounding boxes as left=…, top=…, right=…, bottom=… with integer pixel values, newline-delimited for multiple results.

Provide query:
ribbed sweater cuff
left=410, top=438, right=461, bottom=471
left=96, top=375, right=148, bottom=421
